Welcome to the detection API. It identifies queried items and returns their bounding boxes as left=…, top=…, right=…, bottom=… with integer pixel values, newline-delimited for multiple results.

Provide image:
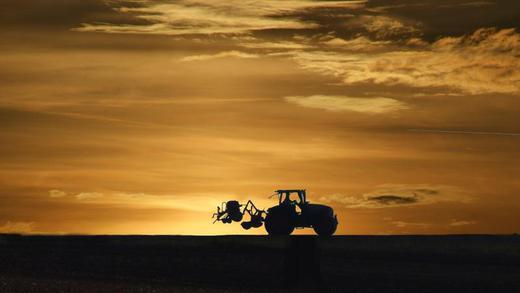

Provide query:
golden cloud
left=75, top=0, right=367, bottom=35
left=322, top=36, right=392, bottom=51
left=321, top=184, right=471, bottom=208
left=391, top=221, right=431, bottom=228
left=449, top=220, right=477, bottom=226
left=344, top=15, right=422, bottom=39
left=75, top=192, right=104, bottom=200
left=290, top=28, right=520, bottom=95
left=50, top=190, right=230, bottom=212
left=49, top=189, right=67, bottom=198
left=180, top=50, right=259, bottom=62
left=0, top=221, right=35, bottom=233
left=284, top=95, right=408, bottom=114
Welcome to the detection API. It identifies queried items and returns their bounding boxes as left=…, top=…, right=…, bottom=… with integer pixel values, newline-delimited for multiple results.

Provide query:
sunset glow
left=1, top=0, right=519, bottom=235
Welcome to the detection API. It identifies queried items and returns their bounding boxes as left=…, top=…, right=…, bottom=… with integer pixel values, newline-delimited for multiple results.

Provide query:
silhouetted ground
left=1, top=235, right=519, bottom=292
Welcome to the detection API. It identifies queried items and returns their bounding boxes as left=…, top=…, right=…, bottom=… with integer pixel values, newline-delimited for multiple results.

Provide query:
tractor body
left=213, top=189, right=338, bottom=236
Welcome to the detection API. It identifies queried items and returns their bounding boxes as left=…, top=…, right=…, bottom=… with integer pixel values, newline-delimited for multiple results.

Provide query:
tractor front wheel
left=313, top=215, right=337, bottom=236
left=265, top=213, right=294, bottom=235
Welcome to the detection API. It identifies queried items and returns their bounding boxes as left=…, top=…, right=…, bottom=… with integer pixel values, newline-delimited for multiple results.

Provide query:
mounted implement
left=212, top=189, right=338, bottom=236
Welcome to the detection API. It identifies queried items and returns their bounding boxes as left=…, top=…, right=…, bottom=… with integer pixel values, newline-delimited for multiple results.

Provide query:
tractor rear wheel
left=265, top=213, right=294, bottom=235
left=313, top=216, right=337, bottom=236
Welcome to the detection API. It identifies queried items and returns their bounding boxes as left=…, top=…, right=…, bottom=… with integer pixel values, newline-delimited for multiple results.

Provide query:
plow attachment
left=212, top=200, right=266, bottom=229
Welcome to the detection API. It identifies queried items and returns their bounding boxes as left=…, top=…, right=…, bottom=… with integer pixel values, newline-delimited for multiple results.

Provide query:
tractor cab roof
left=275, top=189, right=305, bottom=193
left=274, top=189, right=307, bottom=204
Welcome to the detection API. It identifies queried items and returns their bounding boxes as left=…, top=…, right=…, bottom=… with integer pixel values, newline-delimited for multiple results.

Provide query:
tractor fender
left=303, top=204, right=338, bottom=236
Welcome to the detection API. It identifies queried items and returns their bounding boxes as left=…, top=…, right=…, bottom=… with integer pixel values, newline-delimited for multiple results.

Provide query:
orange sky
left=1, top=0, right=519, bottom=235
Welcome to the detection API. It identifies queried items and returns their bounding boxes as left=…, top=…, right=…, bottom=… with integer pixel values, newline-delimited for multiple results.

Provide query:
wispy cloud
left=240, top=40, right=311, bottom=50
left=322, top=36, right=392, bottom=51
left=409, top=129, right=520, bottom=137
left=49, top=189, right=67, bottom=198
left=75, top=0, right=366, bottom=36
left=0, top=221, right=34, bottom=233
left=438, top=1, right=495, bottom=9
left=73, top=2, right=520, bottom=97
left=449, top=219, right=477, bottom=226
left=289, top=28, right=520, bottom=95
left=321, top=184, right=471, bottom=208
left=391, top=221, right=431, bottom=228
left=76, top=192, right=104, bottom=200
left=344, top=15, right=422, bottom=39
left=49, top=190, right=228, bottom=212
left=284, top=95, right=408, bottom=114
left=180, top=50, right=259, bottom=62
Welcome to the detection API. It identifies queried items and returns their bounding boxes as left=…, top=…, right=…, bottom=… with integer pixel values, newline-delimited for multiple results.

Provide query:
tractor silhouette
left=212, top=189, right=338, bottom=236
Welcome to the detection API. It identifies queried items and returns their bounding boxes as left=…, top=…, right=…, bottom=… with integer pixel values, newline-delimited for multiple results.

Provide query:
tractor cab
left=275, top=189, right=308, bottom=206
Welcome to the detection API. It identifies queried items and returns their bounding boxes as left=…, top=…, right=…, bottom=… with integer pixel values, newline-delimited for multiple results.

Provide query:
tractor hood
left=302, top=203, right=335, bottom=217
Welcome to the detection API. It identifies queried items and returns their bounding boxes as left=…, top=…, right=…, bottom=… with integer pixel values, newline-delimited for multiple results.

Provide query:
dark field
left=1, top=235, right=519, bottom=293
